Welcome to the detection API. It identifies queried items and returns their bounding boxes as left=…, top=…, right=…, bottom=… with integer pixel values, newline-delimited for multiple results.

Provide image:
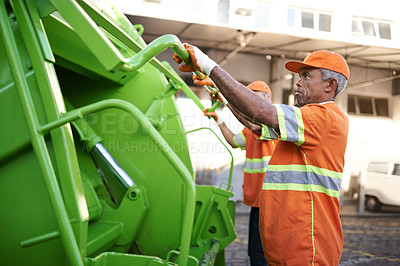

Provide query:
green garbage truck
left=0, top=0, right=236, bottom=265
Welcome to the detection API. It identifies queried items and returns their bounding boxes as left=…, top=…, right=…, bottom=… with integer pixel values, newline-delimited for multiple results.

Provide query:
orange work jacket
left=259, top=102, right=349, bottom=265
left=233, top=127, right=276, bottom=207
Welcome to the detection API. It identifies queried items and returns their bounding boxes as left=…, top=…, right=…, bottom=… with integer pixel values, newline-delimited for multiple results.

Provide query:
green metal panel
left=0, top=0, right=236, bottom=265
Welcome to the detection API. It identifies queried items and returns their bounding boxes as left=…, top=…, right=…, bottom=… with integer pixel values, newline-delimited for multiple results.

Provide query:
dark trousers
left=248, top=207, right=268, bottom=266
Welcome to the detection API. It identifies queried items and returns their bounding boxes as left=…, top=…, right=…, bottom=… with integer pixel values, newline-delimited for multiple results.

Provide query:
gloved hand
left=173, top=43, right=218, bottom=76
left=210, top=91, right=228, bottom=105
left=192, top=73, right=215, bottom=87
left=203, top=108, right=224, bottom=125
left=192, top=74, right=229, bottom=105
left=206, top=90, right=228, bottom=105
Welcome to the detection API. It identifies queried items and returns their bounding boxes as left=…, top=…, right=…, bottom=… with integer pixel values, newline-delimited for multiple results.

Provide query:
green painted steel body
left=0, top=0, right=236, bottom=265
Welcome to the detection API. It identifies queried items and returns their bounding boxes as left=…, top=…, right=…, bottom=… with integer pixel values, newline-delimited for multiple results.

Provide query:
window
left=255, top=3, right=268, bottom=29
left=347, top=95, right=356, bottom=113
left=301, top=11, right=314, bottom=29
left=319, top=14, right=331, bottom=32
left=347, top=95, right=389, bottom=117
left=352, top=17, right=392, bottom=40
left=287, top=8, right=331, bottom=32
left=368, top=162, right=390, bottom=174
left=362, top=21, right=375, bottom=36
left=375, top=98, right=389, bottom=116
left=378, top=22, right=391, bottom=40
left=352, top=20, right=361, bottom=34
left=358, top=96, right=373, bottom=115
left=218, top=0, right=268, bottom=30
left=393, top=164, right=400, bottom=176
left=287, top=9, right=295, bottom=27
left=217, top=0, right=230, bottom=24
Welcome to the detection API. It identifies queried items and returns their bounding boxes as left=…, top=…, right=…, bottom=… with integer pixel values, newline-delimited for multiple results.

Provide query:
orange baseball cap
left=285, top=50, right=350, bottom=80
left=247, top=81, right=271, bottom=94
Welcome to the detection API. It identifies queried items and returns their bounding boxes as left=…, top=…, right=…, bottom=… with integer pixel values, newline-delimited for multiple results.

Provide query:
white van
left=365, top=161, right=400, bottom=212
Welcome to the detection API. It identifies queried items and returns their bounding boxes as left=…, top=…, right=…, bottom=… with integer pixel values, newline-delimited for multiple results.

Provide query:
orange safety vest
left=233, top=127, right=276, bottom=207
left=259, top=102, right=349, bottom=265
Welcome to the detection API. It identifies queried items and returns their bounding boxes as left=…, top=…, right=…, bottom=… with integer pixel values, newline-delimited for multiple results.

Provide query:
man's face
left=295, top=67, right=327, bottom=107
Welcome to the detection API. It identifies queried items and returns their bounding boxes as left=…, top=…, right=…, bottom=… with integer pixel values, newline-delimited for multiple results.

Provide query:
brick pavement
left=225, top=202, right=400, bottom=266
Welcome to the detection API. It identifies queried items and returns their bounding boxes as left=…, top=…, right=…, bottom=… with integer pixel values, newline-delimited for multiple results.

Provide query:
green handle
left=207, top=101, right=221, bottom=113
left=121, top=34, right=222, bottom=107
left=133, top=24, right=144, bottom=36
left=121, top=34, right=186, bottom=71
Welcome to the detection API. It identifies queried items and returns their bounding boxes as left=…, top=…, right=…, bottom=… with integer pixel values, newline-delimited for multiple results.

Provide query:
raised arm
left=227, top=104, right=261, bottom=135
left=210, top=66, right=279, bottom=131
left=173, top=44, right=279, bottom=131
left=218, top=122, right=238, bottom=148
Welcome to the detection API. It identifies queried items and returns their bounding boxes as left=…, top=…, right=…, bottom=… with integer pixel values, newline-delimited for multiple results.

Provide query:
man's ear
left=325, top=78, right=338, bottom=93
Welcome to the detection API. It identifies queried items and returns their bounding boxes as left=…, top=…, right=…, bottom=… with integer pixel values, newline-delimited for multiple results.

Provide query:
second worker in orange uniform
left=197, top=77, right=276, bottom=266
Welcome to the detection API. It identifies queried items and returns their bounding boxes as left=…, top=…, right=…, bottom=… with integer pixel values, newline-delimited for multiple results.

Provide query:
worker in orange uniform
left=174, top=46, right=349, bottom=265
left=197, top=77, right=276, bottom=266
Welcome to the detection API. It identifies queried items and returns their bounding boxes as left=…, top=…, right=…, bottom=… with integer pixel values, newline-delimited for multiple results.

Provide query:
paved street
left=225, top=203, right=400, bottom=266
